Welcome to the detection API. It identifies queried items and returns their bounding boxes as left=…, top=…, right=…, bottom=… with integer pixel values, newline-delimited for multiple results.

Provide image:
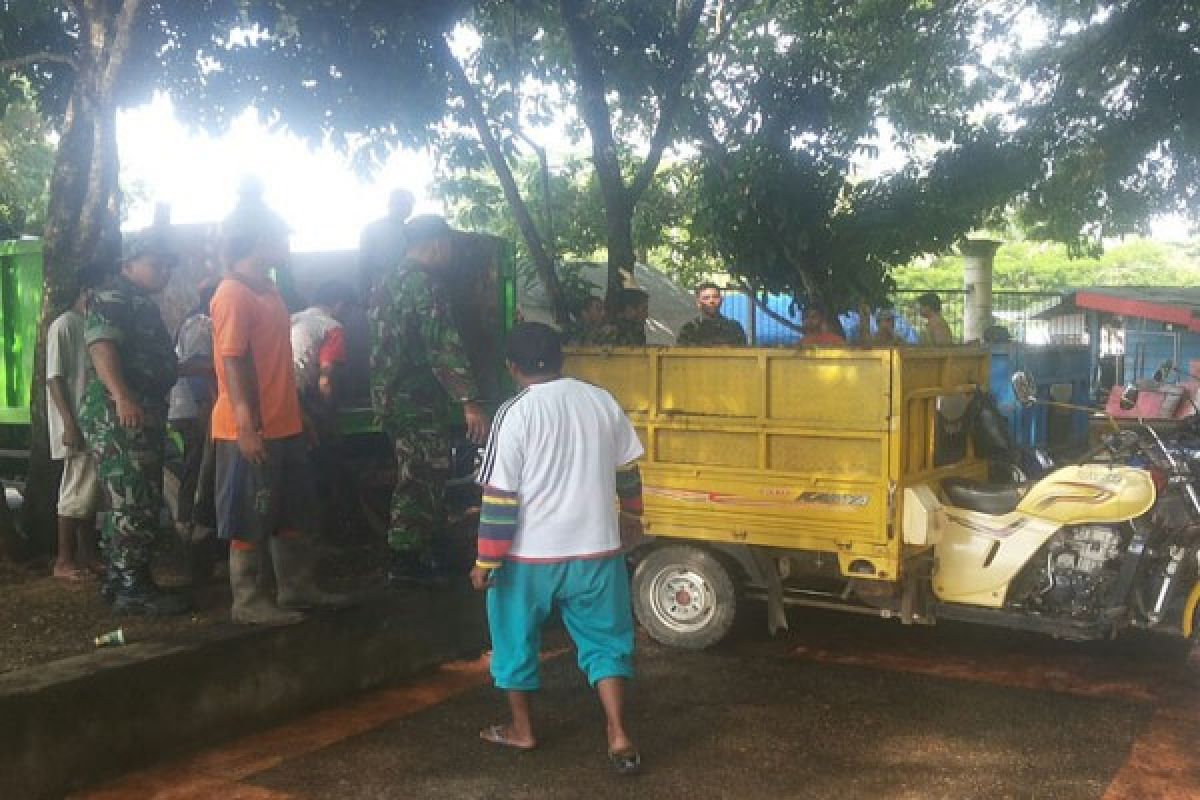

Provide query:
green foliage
left=438, top=153, right=719, bottom=286
left=688, top=0, right=1028, bottom=310
left=1015, top=0, right=1200, bottom=251
left=0, top=96, right=53, bottom=237
left=892, top=238, right=1200, bottom=291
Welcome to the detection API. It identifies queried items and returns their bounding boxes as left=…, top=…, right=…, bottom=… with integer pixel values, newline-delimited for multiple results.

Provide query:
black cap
left=121, top=230, right=178, bottom=266
left=507, top=322, right=563, bottom=375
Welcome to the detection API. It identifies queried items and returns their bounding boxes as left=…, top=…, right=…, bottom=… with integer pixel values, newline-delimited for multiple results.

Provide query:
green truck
left=0, top=239, right=42, bottom=481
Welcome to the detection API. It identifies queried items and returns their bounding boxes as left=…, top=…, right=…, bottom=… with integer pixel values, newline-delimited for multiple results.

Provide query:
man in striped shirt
left=471, top=323, right=645, bottom=775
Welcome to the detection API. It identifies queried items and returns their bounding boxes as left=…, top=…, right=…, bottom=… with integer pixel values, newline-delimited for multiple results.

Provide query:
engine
left=1010, top=525, right=1126, bottom=618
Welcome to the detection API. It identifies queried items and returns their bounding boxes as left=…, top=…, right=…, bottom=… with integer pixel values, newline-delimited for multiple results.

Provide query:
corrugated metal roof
left=1069, top=286, right=1200, bottom=331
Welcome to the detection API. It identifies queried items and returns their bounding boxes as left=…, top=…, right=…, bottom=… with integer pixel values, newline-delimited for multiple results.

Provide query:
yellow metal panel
left=655, top=428, right=759, bottom=468
left=660, top=352, right=761, bottom=417
left=563, top=348, right=655, bottom=412
left=767, top=350, right=890, bottom=428
left=1183, top=582, right=1200, bottom=638
left=767, top=433, right=884, bottom=479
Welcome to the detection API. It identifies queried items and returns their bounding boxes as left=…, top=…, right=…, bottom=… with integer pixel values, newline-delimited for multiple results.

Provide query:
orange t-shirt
left=802, top=332, right=846, bottom=345
left=209, top=276, right=303, bottom=441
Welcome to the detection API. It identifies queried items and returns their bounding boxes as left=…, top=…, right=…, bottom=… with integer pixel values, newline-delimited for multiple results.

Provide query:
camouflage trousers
left=79, top=385, right=166, bottom=573
left=385, top=424, right=449, bottom=556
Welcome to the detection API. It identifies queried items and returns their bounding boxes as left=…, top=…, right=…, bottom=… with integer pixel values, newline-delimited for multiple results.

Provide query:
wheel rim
left=647, top=565, right=717, bottom=633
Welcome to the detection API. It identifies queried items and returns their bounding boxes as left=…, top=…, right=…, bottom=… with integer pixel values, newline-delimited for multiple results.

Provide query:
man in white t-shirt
left=290, top=280, right=351, bottom=410
left=46, top=265, right=105, bottom=580
left=472, top=322, right=645, bottom=776
left=168, top=283, right=218, bottom=538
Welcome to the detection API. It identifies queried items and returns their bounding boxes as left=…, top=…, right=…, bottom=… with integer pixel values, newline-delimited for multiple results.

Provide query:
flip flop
left=608, top=748, right=641, bottom=776
left=479, top=725, right=536, bottom=751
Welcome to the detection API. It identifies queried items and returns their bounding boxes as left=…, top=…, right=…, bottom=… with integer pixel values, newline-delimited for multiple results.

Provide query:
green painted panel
left=0, top=239, right=44, bottom=426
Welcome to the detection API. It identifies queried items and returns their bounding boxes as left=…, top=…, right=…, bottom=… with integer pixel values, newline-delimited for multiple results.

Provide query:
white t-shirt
left=290, top=306, right=342, bottom=393
left=46, top=310, right=88, bottom=460
left=478, top=377, right=644, bottom=560
left=168, top=313, right=213, bottom=421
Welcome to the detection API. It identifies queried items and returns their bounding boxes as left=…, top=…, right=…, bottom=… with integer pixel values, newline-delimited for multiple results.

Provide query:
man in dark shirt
left=676, top=283, right=747, bottom=346
left=359, top=189, right=415, bottom=305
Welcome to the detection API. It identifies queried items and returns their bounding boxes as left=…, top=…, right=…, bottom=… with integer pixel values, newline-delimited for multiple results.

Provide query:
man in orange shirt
left=800, top=306, right=846, bottom=346
left=211, top=211, right=348, bottom=624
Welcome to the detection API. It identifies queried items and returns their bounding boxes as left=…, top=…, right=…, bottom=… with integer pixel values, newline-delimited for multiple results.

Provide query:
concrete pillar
left=962, top=238, right=1002, bottom=344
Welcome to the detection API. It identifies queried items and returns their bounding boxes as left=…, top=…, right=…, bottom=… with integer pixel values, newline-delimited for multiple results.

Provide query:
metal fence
left=892, top=289, right=1077, bottom=345
left=721, top=289, right=1075, bottom=346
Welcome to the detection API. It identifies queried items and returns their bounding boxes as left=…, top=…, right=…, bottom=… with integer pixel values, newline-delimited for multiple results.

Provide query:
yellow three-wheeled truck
left=565, top=346, right=1200, bottom=652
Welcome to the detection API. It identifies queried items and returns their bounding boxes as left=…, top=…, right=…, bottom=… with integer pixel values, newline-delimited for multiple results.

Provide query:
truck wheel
left=633, top=545, right=737, bottom=650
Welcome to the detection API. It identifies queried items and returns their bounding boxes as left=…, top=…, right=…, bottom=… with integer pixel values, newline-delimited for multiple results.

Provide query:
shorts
left=57, top=451, right=100, bottom=518
left=486, top=555, right=635, bottom=692
left=214, top=435, right=317, bottom=543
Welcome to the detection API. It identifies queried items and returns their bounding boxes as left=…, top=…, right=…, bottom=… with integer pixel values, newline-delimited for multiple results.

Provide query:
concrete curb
left=0, top=586, right=488, bottom=799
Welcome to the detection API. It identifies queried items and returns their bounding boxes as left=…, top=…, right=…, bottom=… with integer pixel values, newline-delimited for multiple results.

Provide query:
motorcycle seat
left=941, top=477, right=1024, bottom=515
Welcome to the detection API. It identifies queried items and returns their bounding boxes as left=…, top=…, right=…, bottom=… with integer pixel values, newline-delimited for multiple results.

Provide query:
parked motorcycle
left=917, top=372, right=1200, bottom=646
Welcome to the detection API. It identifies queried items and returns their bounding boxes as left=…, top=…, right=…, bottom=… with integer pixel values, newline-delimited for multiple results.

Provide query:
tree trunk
left=21, top=1, right=131, bottom=555
left=558, top=0, right=705, bottom=302
left=604, top=195, right=637, bottom=297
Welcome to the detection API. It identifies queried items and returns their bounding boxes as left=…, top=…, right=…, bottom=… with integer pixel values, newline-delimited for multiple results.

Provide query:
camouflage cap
left=121, top=229, right=178, bottom=266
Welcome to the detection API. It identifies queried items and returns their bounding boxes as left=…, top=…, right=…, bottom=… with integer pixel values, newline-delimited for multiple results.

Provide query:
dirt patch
left=0, top=536, right=399, bottom=675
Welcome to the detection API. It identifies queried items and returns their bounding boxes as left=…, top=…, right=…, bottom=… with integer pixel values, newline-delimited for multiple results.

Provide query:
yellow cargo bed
left=565, top=345, right=989, bottom=583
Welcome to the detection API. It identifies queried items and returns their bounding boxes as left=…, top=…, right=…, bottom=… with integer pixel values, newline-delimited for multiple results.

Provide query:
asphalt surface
left=79, top=605, right=1200, bottom=800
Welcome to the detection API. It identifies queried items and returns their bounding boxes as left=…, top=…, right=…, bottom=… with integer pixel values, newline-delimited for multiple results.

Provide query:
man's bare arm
left=46, top=376, right=83, bottom=450
left=223, top=353, right=266, bottom=463
left=88, top=341, right=143, bottom=428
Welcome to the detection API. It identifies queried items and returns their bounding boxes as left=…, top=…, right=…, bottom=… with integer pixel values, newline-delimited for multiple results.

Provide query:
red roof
left=1072, top=287, right=1200, bottom=332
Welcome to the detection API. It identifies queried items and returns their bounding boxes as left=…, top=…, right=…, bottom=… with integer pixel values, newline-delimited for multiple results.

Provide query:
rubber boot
left=271, top=535, right=351, bottom=611
left=112, top=566, right=190, bottom=616
left=229, top=547, right=305, bottom=625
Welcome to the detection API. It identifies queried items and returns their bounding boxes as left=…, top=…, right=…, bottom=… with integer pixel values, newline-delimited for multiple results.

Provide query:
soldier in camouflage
left=369, top=215, right=490, bottom=583
left=676, top=283, right=747, bottom=346
left=560, top=295, right=607, bottom=345
left=589, top=288, right=649, bottom=346
left=80, top=232, right=189, bottom=615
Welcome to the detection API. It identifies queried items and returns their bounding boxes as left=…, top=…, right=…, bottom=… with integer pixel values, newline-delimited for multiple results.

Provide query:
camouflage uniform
left=561, top=320, right=605, bottom=345
left=369, top=263, right=479, bottom=560
left=591, top=319, right=647, bottom=346
left=79, top=275, right=178, bottom=579
left=676, top=314, right=747, bottom=346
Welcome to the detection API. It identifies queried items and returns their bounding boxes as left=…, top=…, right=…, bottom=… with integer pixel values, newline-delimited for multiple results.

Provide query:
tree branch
left=628, top=0, right=707, bottom=202
left=512, top=128, right=557, bottom=264
left=436, top=34, right=569, bottom=323
left=0, top=52, right=78, bottom=72
left=558, top=0, right=628, bottom=213
left=97, top=0, right=144, bottom=97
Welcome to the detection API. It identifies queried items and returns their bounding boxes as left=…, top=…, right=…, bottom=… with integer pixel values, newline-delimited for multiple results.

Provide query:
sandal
left=479, top=724, right=536, bottom=751
left=608, top=748, right=641, bottom=776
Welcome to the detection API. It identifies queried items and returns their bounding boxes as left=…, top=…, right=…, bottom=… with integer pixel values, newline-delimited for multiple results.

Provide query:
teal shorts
left=486, top=555, right=635, bottom=692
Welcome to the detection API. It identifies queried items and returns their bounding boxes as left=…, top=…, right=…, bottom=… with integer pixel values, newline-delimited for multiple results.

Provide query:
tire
left=632, top=544, right=737, bottom=650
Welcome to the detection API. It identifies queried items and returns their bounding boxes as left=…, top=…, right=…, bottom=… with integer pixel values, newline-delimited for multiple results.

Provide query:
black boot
left=112, top=567, right=190, bottom=616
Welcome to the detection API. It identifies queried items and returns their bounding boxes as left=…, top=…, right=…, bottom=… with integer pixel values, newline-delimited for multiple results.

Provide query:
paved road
left=79, top=607, right=1200, bottom=800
